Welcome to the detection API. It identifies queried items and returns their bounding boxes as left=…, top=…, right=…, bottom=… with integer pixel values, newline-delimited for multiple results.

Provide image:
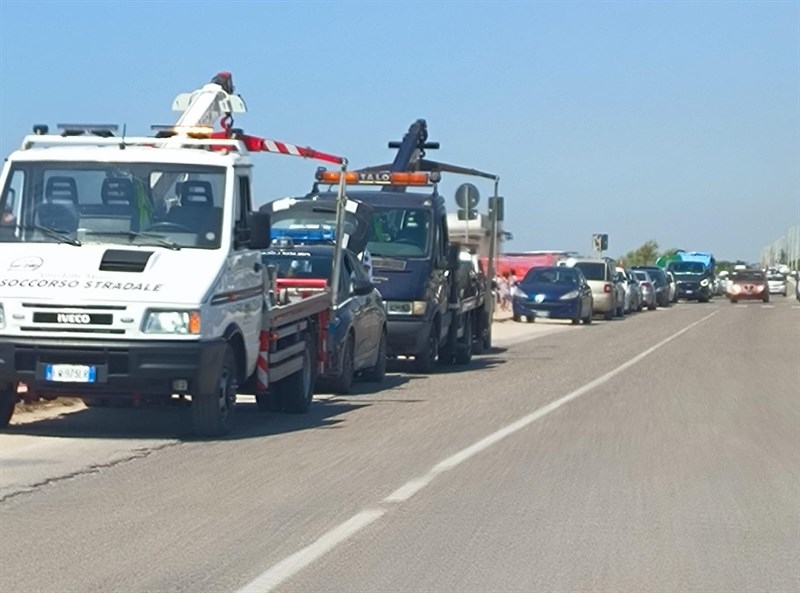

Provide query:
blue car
left=262, top=244, right=387, bottom=395
left=512, top=266, right=594, bottom=324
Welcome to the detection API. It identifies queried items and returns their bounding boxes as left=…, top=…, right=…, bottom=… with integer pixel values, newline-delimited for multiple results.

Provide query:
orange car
left=728, top=269, right=769, bottom=303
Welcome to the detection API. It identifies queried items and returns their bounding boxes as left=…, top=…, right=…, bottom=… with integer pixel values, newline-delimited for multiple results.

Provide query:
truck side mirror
left=245, top=211, right=271, bottom=250
left=351, top=277, right=375, bottom=296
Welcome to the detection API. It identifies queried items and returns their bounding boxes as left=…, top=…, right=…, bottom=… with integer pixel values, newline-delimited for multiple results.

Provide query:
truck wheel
left=330, top=334, right=355, bottom=394
left=414, top=323, right=439, bottom=373
left=192, top=344, right=237, bottom=437
left=455, top=314, right=473, bottom=365
left=362, top=330, right=387, bottom=383
left=472, top=312, right=486, bottom=355
left=604, top=310, right=614, bottom=320
left=255, top=392, right=281, bottom=413
left=280, top=335, right=316, bottom=413
left=0, top=386, right=17, bottom=429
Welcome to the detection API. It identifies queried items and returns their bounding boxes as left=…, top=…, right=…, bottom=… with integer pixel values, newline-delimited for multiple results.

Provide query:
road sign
left=455, top=183, right=480, bottom=208
left=455, top=183, right=480, bottom=221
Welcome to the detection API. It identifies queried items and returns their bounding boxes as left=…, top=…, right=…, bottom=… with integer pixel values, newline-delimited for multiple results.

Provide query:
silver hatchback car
left=767, top=272, right=787, bottom=296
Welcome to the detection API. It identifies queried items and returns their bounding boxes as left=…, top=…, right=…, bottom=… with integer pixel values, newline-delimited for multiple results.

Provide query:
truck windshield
left=366, top=207, right=430, bottom=257
left=0, top=162, right=226, bottom=249
left=670, top=262, right=705, bottom=274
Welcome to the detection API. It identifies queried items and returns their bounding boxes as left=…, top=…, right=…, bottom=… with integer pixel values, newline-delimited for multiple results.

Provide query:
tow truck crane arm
left=355, top=119, right=497, bottom=190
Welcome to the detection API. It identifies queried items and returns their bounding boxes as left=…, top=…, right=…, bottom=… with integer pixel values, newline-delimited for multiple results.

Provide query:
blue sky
left=0, top=0, right=797, bottom=261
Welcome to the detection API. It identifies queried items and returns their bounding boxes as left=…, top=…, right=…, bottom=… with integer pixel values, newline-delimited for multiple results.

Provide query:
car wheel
left=512, top=314, right=522, bottom=322
left=526, top=315, right=536, bottom=323
left=604, top=309, right=613, bottom=320
left=331, top=334, right=355, bottom=394
left=730, top=298, right=738, bottom=304
left=362, top=329, right=387, bottom=383
left=763, top=295, right=769, bottom=303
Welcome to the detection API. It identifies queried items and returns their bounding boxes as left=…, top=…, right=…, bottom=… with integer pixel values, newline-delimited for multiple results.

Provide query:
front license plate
left=536, top=310, right=550, bottom=318
left=45, top=364, right=97, bottom=383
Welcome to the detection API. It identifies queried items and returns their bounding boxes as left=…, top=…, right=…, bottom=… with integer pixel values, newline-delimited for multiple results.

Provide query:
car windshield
left=523, top=267, right=579, bottom=286
left=734, top=271, right=765, bottom=281
left=366, top=207, right=430, bottom=258
left=767, top=273, right=785, bottom=281
left=633, top=271, right=649, bottom=282
left=261, top=252, right=333, bottom=280
left=270, top=205, right=359, bottom=241
left=573, top=262, right=605, bottom=281
left=670, top=262, right=705, bottom=274
left=0, top=161, right=226, bottom=249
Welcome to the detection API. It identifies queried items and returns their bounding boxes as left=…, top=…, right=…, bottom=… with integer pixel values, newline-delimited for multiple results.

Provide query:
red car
left=728, top=270, right=769, bottom=303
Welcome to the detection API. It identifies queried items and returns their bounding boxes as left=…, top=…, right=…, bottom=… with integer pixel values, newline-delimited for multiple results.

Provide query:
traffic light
left=488, top=196, right=505, bottom=222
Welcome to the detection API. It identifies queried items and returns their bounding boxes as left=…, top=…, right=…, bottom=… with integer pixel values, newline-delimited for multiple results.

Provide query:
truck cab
left=0, top=131, right=270, bottom=432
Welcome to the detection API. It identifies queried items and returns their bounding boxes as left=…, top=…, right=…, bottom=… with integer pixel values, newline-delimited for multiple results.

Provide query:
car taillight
left=604, top=283, right=612, bottom=293
left=642, top=282, right=652, bottom=289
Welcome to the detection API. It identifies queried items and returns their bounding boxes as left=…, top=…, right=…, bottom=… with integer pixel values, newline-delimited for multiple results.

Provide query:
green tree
left=620, top=240, right=660, bottom=267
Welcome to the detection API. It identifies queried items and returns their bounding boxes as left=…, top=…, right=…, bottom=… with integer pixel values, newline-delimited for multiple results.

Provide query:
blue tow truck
left=262, top=120, right=496, bottom=372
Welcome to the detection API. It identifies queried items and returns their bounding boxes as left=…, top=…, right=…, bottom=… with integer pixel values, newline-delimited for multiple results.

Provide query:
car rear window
left=573, top=262, right=606, bottom=281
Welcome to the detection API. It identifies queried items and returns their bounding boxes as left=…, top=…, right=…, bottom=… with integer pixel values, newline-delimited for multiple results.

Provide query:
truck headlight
left=0, top=304, right=5, bottom=330
left=560, top=290, right=579, bottom=300
left=385, top=301, right=426, bottom=316
left=700, top=279, right=710, bottom=287
left=143, top=310, right=201, bottom=334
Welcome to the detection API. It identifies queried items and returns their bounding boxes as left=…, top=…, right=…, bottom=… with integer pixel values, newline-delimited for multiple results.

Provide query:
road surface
left=1, top=299, right=798, bottom=592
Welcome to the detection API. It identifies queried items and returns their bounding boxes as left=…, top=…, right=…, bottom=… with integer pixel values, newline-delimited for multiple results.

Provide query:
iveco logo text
left=57, top=313, right=91, bottom=324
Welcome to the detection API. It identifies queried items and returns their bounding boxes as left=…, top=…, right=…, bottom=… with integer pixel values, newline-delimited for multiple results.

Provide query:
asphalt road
left=1, top=298, right=798, bottom=593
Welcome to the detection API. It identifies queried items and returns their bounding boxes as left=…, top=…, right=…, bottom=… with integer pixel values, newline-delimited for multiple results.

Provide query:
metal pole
left=486, top=178, right=499, bottom=317
left=329, top=159, right=348, bottom=308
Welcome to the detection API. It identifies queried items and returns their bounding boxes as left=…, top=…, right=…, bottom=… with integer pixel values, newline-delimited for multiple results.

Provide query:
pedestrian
left=498, top=272, right=511, bottom=311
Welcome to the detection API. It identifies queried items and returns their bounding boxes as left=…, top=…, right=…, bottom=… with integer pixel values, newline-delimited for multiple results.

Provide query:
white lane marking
left=236, top=309, right=720, bottom=593
left=734, top=304, right=748, bottom=308
left=383, top=476, right=435, bottom=503
left=234, top=509, right=385, bottom=593
left=762, top=305, right=775, bottom=309
left=426, top=310, right=720, bottom=476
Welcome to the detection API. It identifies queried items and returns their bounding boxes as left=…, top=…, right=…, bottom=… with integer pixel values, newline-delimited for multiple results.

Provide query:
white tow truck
left=0, top=72, right=350, bottom=436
